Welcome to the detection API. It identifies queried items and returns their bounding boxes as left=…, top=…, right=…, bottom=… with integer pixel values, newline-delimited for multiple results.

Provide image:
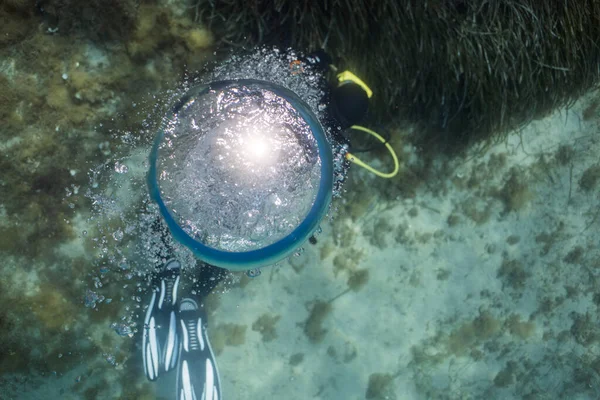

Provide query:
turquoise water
left=2, top=2, right=600, bottom=400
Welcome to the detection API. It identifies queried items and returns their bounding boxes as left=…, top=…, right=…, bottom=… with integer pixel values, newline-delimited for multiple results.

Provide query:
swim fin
left=143, top=259, right=181, bottom=381
left=176, top=298, right=222, bottom=400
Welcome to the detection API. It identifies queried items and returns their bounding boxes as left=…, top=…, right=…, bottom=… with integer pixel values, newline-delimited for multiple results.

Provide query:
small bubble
left=110, top=322, right=133, bottom=337
left=84, top=289, right=104, bottom=308
left=246, top=268, right=261, bottom=278
left=112, top=229, right=124, bottom=241
left=105, top=353, right=117, bottom=366
left=114, top=162, right=129, bottom=174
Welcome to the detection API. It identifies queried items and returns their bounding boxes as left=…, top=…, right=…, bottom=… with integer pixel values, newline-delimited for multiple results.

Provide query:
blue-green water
left=2, top=2, right=600, bottom=400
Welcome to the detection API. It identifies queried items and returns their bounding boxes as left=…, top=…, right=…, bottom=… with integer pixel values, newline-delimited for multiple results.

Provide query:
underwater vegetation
left=197, top=0, right=600, bottom=149
left=0, top=0, right=213, bottom=263
left=35, top=0, right=138, bottom=41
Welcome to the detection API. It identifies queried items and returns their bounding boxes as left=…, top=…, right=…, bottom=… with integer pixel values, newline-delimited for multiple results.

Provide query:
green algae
left=252, top=313, right=281, bottom=342
left=498, top=258, right=531, bottom=291
left=303, top=300, right=332, bottom=344
left=211, top=323, right=247, bottom=355
left=496, top=167, right=532, bottom=213
left=289, top=353, right=304, bottom=366
left=579, top=164, right=600, bottom=192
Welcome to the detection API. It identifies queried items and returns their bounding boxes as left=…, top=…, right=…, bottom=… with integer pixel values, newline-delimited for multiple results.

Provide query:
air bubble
left=112, top=229, right=124, bottom=241
left=246, top=268, right=262, bottom=278
left=114, top=162, right=129, bottom=174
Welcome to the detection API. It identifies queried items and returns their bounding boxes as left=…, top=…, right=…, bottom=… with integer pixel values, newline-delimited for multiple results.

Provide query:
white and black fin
left=143, top=259, right=182, bottom=381
left=176, top=298, right=221, bottom=400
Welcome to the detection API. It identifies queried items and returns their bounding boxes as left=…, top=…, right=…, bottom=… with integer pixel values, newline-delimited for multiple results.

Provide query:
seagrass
left=197, top=0, right=600, bottom=149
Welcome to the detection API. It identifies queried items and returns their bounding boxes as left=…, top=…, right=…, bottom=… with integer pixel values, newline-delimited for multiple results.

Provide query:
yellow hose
left=345, top=125, right=400, bottom=179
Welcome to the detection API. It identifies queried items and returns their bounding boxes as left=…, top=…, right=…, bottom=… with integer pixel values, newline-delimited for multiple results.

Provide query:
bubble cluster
left=156, top=82, right=322, bottom=252
left=83, top=46, right=347, bottom=332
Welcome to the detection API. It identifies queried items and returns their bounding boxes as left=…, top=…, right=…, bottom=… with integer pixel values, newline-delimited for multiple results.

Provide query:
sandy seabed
left=207, top=92, right=600, bottom=400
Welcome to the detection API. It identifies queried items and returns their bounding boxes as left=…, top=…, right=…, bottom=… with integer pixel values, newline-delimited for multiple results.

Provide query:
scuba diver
left=140, top=48, right=398, bottom=399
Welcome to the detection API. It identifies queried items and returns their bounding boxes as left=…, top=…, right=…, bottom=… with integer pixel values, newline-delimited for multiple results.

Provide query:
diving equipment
left=143, top=259, right=181, bottom=381
left=176, top=298, right=222, bottom=400
left=322, top=55, right=400, bottom=179
left=142, top=259, right=224, bottom=400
